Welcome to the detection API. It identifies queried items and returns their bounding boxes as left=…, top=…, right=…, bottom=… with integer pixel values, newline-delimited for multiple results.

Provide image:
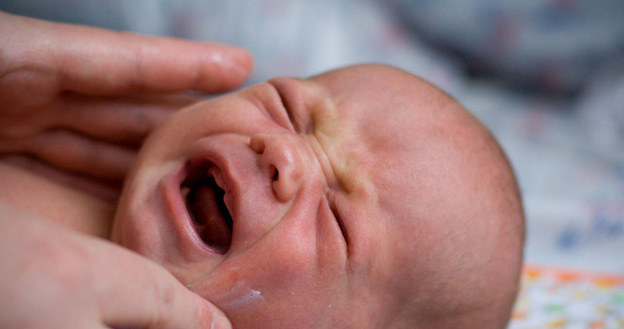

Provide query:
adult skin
left=0, top=11, right=252, bottom=329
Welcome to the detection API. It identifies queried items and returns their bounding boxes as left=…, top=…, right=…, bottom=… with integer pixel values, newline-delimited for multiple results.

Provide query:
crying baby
left=111, top=64, right=525, bottom=329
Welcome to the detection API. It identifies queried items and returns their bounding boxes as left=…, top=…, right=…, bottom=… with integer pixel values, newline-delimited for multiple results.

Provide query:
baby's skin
left=112, top=64, right=525, bottom=328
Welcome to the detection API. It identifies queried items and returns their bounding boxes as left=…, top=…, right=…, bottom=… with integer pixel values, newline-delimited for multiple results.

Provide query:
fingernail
left=211, top=313, right=232, bottom=329
left=227, top=48, right=254, bottom=79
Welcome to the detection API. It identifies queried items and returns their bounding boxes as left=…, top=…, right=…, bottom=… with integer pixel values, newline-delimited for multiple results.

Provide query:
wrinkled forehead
left=308, top=65, right=457, bottom=143
left=307, top=65, right=461, bottom=190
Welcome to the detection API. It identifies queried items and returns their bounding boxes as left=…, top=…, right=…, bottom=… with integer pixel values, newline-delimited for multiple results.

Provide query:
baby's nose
left=249, top=133, right=304, bottom=202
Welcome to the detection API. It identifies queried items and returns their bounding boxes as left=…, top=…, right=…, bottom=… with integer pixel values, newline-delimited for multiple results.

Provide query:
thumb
left=0, top=201, right=233, bottom=329
left=89, top=236, right=233, bottom=329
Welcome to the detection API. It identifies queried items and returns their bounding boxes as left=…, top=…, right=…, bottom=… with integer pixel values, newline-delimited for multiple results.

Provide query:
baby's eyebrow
left=327, top=194, right=350, bottom=256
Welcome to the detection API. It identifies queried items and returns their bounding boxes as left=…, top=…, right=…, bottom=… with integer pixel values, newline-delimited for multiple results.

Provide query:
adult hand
left=0, top=201, right=232, bottom=329
left=0, top=11, right=252, bottom=199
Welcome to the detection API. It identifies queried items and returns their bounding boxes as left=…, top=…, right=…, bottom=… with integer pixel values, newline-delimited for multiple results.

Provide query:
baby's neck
left=0, top=160, right=114, bottom=238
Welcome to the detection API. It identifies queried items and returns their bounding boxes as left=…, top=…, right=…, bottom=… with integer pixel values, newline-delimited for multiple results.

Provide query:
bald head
left=314, top=64, right=525, bottom=328
left=113, top=63, right=524, bottom=329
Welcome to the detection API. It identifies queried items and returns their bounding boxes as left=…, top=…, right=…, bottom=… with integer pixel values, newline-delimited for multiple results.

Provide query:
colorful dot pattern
left=509, top=266, right=624, bottom=329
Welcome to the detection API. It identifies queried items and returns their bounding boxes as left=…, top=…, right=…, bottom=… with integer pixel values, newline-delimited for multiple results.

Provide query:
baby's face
left=113, top=65, right=523, bottom=328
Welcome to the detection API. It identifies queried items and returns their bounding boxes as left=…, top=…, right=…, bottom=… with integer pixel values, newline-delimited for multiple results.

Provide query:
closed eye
left=329, top=200, right=349, bottom=252
left=268, top=80, right=303, bottom=132
left=275, top=85, right=296, bottom=127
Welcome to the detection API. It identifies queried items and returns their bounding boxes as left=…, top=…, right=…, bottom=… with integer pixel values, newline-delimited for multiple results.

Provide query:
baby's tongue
left=189, top=185, right=232, bottom=251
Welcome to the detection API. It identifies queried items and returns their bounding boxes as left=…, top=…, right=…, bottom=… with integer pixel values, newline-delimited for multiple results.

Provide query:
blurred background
left=2, top=0, right=623, bottom=325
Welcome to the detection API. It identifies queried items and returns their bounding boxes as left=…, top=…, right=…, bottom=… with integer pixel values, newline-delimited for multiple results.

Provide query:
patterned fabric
left=510, top=266, right=624, bottom=329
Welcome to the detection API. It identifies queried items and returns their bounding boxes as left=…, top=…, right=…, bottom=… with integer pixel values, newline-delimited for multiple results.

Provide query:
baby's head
left=112, top=64, right=524, bottom=328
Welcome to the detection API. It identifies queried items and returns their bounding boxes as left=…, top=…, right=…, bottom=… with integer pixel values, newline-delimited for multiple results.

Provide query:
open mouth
left=181, top=163, right=233, bottom=253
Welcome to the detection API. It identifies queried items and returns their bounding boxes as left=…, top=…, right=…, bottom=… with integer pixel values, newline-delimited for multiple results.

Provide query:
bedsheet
left=510, top=266, right=624, bottom=328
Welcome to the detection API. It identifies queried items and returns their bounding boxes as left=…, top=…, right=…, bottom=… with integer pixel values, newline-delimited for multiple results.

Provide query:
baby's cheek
left=197, top=218, right=338, bottom=328
left=213, top=265, right=333, bottom=329
left=235, top=222, right=320, bottom=298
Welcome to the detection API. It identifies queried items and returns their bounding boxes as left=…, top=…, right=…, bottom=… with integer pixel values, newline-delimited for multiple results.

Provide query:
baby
left=110, top=64, right=525, bottom=328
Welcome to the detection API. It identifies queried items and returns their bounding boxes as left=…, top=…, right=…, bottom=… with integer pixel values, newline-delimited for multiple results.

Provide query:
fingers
left=0, top=93, right=197, bottom=174
left=43, top=15, right=252, bottom=95
left=51, top=93, right=198, bottom=144
left=0, top=92, right=195, bottom=182
left=56, top=31, right=253, bottom=95
left=25, top=130, right=135, bottom=181
left=94, top=248, right=232, bottom=329
left=2, top=12, right=253, bottom=96
left=0, top=207, right=231, bottom=329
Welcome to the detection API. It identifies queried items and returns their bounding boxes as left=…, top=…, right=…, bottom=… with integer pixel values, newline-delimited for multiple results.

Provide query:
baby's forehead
left=308, top=65, right=455, bottom=132
left=305, top=66, right=470, bottom=212
left=307, top=65, right=459, bottom=157
left=309, top=64, right=443, bottom=98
